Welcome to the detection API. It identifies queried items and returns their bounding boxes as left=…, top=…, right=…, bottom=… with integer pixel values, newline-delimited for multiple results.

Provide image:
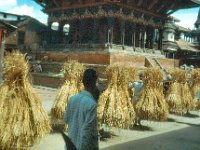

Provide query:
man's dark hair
left=83, top=69, right=97, bottom=85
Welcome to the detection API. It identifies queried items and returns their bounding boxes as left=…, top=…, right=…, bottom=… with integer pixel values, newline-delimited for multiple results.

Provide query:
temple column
left=124, top=22, right=132, bottom=46
left=144, top=31, right=147, bottom=49
left=79, top=18, right=93, bottom=44
left=79, top=19, right=84, bottom=44
left=132, top=24, right=136, bottom=50
left=98, top=18, right=107, bottom=44
left=68, top=20, right=76, bottom=44
left=107, top=17, right=114, bottom=48
left=150, top=28, right=155, bottom=49
left=120, top=19, right=125, bottom=49
left=58, top=21, right=65, bottom=43
left=140, top=27, right=145, bottom=49
left=93, top=18, right=100, bottom=44
left=139, top=30, right=142, bottom=48
left=158, top=29, right=163, bottom=50
left=135, top=24, right=140, bottom=48
left=145, top=26, right=154, bottom=49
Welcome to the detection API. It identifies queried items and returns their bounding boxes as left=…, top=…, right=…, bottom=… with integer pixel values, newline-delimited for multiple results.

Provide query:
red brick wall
left=110, top=54, right=145, bottom=67
left=157, top=58, right=180, bottom=68
left=32, top=73, right=63, bottom=88
left=36, top=51, right=110, bottom=64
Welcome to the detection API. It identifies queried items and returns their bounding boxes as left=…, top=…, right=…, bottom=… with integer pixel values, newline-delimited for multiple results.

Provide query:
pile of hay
left=118, top=66, right=136, bottom=128
left=190, top=69, right=200, bottom=110
left=166, top=68, right=195, bottom=114
left=0, top=51, right=51, bottom=149
left=51, top=60, right=85, bottom=124
left=98, top=65, right=136, bottom=129
left=181, top=74, right=196, bottom=113
left=135, top=68, right=168, bottom=121
left=165, top=68, right=182, bottom=114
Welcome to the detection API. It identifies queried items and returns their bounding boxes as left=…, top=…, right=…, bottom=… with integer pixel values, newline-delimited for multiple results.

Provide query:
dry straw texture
left=135, top=68, right=169, bottom=121
left=0, top=51, right=51, bottom=149
left=51, top=60, right=85, bottom=124
left=98, top=64, right=136, bottom=129
left=166, top=68, right=196, bottom=114
left=191, top=69, right=200, bottom=110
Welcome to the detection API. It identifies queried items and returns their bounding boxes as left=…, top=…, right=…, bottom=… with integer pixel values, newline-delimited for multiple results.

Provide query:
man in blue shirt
left=64, top=69, right=99, bottom=150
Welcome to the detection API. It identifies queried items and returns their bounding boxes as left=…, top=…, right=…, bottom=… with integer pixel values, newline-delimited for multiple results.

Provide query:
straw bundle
left=181, top=81, right=196, bottom=113
left=51, top=60, right=85, bottom=124
left=98, top=65, right=136, bottom=129
left=166, top=68, right=184, bottom=114
left=118, top=66, right=136, bottom=128
left=135, top=68, right=168, bottom=121
left=190, top=69, right=200, bottom=110
left=191, top=69, right=200, bottom=98
left=0, top=51, right=51, bottom=149
left=166, top=68, right=195, bottom=114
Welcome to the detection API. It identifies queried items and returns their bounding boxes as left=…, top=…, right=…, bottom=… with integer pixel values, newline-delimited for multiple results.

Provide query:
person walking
left=132, top=72, right=144, bottom=126
left=64, top=68, right=99, bottom=150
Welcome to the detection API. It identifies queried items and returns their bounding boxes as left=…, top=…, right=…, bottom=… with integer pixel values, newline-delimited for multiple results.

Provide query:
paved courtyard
left=31, top=86, right=200, bottom=150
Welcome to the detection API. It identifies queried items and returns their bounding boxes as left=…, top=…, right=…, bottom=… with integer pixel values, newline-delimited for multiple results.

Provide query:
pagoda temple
left=35, top=0, right=199, bottom=51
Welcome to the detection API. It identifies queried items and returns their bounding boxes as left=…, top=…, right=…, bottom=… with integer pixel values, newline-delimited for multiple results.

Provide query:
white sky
left=172, top=7, right=199, bottom=29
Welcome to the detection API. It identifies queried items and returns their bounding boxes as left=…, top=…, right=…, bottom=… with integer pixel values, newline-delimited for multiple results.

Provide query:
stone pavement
left=102, top=125, right=200, bottom=150
left=30, top=86, right=200, bottom=150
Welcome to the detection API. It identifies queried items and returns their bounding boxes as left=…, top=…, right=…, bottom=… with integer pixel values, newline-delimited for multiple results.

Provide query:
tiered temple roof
left=34, top=0, right=200, bottom=52
left=35, top=0, right=200, bottom=15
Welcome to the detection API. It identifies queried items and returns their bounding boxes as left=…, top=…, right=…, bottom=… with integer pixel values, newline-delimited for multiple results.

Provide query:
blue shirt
left=64, top=90, right=98, bottom=150
left=132, top=81, right=144, bottom=102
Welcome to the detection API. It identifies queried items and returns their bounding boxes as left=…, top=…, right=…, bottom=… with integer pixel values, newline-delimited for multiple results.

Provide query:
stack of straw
left=0, top=51, right=51, bottom=149
left=51, top=60, right=85, bottom=124
left=190, top=69, right=200, bottom=110
left=166, top=68, right=195, bottom=114
left=165, top=68, right=182, bottom=114
left=98, top=65, right=136, bottom=129
left=118, top=66, right=136, bottom=128
left=135, top=68, right=169, bottom=121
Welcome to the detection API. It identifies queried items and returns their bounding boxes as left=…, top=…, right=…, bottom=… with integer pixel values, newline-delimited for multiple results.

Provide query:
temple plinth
left=34, top=0, right=200, bottom=66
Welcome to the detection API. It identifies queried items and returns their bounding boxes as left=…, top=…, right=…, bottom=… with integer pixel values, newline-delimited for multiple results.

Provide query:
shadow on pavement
left=130, top=125, right=154, bottom=131
left=175, top=121, right=200, bottom=127
left=173, top=112, right=199, bottom=118
left=166, top=118, right=176, bottom=122
left=182, top=113, right=199, bottom=118
left=51, top=124, right=66, bottom=134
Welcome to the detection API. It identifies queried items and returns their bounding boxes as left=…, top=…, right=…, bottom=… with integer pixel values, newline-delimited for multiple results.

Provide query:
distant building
left=174, top=8, right=200, bottom=66
left=0, top=11, right=50, bottom=52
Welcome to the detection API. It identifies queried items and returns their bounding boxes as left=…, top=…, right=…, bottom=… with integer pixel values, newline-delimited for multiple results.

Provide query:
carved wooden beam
left=147, top=0, right=159, bottom=10
left=116, top=3, right=168, bottom=19
left=46, top=2, right=107, bottom=13
left=137, top=0, right=143, bottom=7
left=35, top=0, right=47, bottom=8
left=52, top=0, right=60, bottom=7
left=157, top=4, right=165, bottom=13
left=167, top=9, right=177, bottom=15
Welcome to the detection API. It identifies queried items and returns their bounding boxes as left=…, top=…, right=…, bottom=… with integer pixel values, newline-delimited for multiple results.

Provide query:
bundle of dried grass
left=51, top=60, right=85, bottom=124
left=181, top=73, right=196, bottom=113
left=135, top=68, right=168, bottom=121
left=0, top=51, right=51, bottom=149
left=190, top=69, right=200, bottom=110
left=98, top=65, right=136, bottom=129
left=165, top=68, right=184, bottom=114
left=118, top=66, right=136, bottom=128
left=166, top=68, right=195, bottom=114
